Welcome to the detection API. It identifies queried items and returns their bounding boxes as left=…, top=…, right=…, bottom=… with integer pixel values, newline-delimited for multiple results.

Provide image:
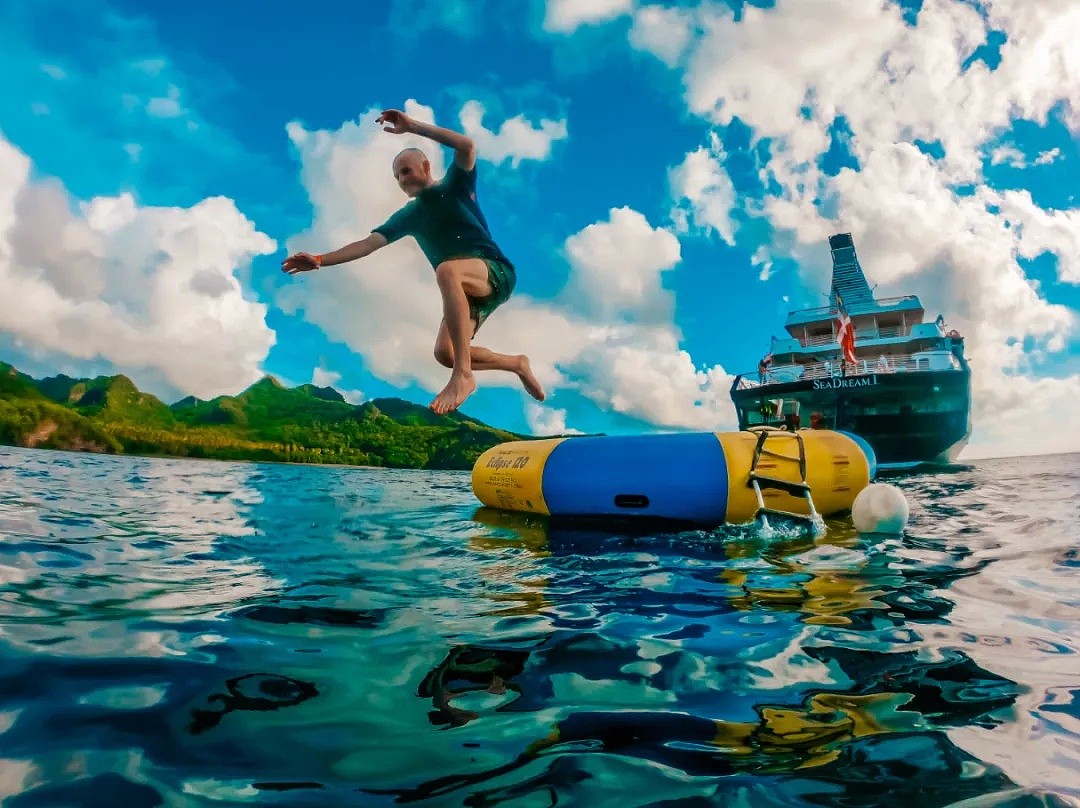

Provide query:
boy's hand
left=377, top=109, right=414, bottom=135
left=281, top=252, right=321, bottom=275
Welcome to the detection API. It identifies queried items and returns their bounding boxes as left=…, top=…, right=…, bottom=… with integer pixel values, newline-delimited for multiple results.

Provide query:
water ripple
left=0, top=446, right=1077, bottom=806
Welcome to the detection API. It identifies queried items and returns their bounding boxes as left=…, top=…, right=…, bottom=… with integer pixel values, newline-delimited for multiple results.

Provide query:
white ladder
left=746, top=428, right=824, bottom=535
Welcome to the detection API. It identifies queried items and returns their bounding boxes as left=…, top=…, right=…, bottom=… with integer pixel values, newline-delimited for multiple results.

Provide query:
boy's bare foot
left=516, top=356, right=545, bottom=401
left=431, top=371, right=477, bottom=414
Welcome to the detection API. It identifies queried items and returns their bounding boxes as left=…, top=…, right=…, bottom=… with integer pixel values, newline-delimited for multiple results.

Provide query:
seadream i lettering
left=812, top=375, right=880, bottom=391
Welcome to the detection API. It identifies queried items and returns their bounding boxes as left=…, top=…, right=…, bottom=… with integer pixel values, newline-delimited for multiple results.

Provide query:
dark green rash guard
left=372, top=160, right=513, bottom=271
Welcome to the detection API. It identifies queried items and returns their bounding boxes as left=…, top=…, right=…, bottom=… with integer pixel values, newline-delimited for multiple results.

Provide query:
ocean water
left=0, top=446, right=1077, bottom=808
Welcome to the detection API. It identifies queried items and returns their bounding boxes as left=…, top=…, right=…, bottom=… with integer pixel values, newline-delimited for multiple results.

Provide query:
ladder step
left=757, top=507, right=815, bottom=522
left=749, top=474, right=811, bottom=497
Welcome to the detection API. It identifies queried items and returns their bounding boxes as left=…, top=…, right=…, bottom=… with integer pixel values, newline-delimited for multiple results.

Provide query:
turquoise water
left=0, top=446, right=1078, bottom=807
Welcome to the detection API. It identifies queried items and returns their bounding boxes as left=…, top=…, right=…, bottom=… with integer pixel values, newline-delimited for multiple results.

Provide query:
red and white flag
left=835, top=289, right=857, bottom=364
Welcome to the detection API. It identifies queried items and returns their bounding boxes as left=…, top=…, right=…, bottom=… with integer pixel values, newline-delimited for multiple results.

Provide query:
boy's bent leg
left=431, top=258, right=491, bottom=414
left=467, top=259, right=543, bottom=401
left=433, top=320, right=545, bottom=402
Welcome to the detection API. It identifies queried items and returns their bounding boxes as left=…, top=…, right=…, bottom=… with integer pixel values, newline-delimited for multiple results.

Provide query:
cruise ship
left=729, top=233, right=972, bottom=470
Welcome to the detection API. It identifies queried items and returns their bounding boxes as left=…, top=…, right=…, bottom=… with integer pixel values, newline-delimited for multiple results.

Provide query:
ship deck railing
left=796, top=325, right=922, bottom=347
left=786, top=295, right=922, bottom=320
left=735, top=350, right=963, bottom=391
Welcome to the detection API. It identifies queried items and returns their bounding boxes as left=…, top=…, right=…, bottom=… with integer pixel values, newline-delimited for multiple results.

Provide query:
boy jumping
left=282, top=108, right=545, bottom=415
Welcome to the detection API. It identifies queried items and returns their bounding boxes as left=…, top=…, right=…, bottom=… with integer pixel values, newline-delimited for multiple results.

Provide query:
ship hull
left=730, top=368, right=971, bottom=468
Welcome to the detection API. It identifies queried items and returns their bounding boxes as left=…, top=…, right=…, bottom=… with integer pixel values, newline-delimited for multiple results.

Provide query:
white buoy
left=851, top=483, right=909, bottom=534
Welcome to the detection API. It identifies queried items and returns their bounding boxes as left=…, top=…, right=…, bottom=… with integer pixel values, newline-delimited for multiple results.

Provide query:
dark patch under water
left=0, top=446, right=1077, bottom=806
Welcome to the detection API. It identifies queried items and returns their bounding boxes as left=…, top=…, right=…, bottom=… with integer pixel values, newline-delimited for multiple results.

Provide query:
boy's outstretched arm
left=377, top=108, right=476, bottom=170
left=281, top=232, right=388, bottom=275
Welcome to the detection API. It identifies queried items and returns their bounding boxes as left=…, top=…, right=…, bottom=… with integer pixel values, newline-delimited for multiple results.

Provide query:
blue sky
left=1, top=0, right=1077, bottom=458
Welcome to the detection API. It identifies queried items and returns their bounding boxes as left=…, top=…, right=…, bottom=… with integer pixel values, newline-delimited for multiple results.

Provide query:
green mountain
left=0, top=361, right=528, bottom=470
left=38, top=373, right=175, bottom=427
left=171, top=376, right=353, bottom=429
left=0, top=363, right=122, bottom=453
left=1, top=362, right=42, bottom=398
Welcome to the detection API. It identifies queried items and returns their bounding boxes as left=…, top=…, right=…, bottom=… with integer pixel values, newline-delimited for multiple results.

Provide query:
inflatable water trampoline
left=472, top=428, right=877, bottom=529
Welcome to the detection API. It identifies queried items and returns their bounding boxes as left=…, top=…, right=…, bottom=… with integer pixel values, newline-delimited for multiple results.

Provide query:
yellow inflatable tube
left=471, top=429, right=876, bottom=526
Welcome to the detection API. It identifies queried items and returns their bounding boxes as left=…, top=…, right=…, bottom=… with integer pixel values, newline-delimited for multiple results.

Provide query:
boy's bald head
left=395, top=147, right=427, bottom=163
left=392, top=148, right=432, bottom=198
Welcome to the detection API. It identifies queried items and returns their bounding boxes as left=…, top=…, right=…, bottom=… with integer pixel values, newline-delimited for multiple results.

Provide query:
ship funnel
left=828, top=233, right=875, bottom=311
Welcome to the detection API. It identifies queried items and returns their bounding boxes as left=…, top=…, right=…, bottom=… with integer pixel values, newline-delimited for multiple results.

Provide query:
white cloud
left=312, top=367, right=341, bottom=388
left=561, top=206, right=681, bottom=324
left=491, top=211, right=734, bottom=431
left=473, top=297, right=593, bottom=391
left=1033, top=147, right=1061, bottom=166
left=989, top=144, right=1063, bottom=169
left=669, top=132, right=738, bottom=244
left=990, top=145, right=1026, bottom=167
left=565, top=325, right=737, bottom=430
left=629, top=4, right=696, bottom=66
left=458, top=100, right=568, bottom=167
left=966, top=374, right=1080, bottom=459
left=986, top=0, right=1080, bottom=133
left=0, top=134, right=276, bottom=400
left=480, top=301, right=737, bottom=432
left=543, top=0, right=634, bottom=33
left=544, top=0, right=701, bottom=69
left=752, top=246, right=773, bottom=281
left=666, top=0, right=1078, bottom=186
left=524, top=401, right=582, bottom=436
left=993, top=188, right=1080, bottom=285
left=40, top=63, right=66, bottom=80
left=312, top=366, right=364, bottom=404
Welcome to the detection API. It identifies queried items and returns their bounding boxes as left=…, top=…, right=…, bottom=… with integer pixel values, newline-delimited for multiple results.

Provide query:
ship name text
left=812, top=375, right=880, bottom=390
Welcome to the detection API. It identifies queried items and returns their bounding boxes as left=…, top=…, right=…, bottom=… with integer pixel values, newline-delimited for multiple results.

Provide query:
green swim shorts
left=467, top=257, right=516, bottom=333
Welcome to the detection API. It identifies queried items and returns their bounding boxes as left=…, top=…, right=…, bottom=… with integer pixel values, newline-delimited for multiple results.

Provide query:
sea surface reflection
left=0, top=447, right=1077, bottom=806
